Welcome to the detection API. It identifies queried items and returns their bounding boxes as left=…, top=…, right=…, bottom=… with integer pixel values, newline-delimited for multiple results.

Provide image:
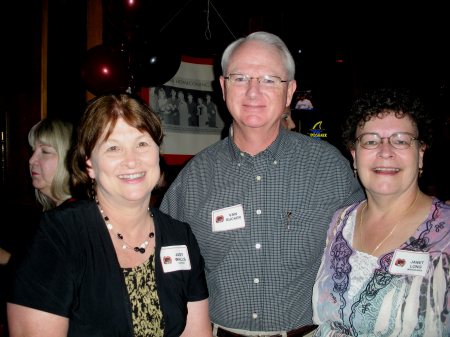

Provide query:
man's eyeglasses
left=224, top=74, right=288, bottom=87
left=354, top=132, right=419, bottom=150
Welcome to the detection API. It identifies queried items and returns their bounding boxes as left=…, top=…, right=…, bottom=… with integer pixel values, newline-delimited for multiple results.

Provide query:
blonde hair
left=28, top=118, right=74, bottom=210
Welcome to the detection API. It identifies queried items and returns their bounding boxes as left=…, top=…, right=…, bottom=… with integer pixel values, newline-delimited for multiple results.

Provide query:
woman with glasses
left=311, top=88, right=450, bottom=336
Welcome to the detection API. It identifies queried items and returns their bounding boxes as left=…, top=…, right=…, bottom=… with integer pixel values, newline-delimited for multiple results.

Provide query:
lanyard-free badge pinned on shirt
left=160, top=245, right=191, bottom=273
left=211, top=204, right=246, bottom=232
left=389, top=249, right=430, bottom=277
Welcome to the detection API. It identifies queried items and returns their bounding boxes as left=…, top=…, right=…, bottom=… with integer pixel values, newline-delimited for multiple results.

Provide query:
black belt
left=214, top=324, right=318, bottom=337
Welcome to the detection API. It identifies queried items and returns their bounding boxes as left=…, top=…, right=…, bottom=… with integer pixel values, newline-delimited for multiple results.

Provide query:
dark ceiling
left=102, top=0, right=450, bottom=94
left=2, top=0, right=449, bottom=114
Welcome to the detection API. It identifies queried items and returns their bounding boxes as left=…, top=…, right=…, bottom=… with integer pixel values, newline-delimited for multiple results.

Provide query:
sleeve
left=325, top=206, right=351, bottom=246
left=333, top=149, right=365, bottom=208
left=185, top=224, right=208, bottom=302
left=159, top=166, right=189, bottom=222
left=159, top=177, right=179, bottom=217
left=7, top=211, right=75, bottom=317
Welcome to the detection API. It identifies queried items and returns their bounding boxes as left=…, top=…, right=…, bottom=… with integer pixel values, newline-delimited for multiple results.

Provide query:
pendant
left=134, top=247, right=146, bottom=254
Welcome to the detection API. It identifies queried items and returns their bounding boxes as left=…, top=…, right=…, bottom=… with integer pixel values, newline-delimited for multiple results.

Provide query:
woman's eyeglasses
left=354, top=132, right=419, bottom=150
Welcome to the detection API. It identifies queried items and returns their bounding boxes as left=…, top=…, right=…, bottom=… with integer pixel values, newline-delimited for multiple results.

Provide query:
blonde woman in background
left=0, top=118, right=74, bottom=265
left=28, top=118, right=74, bottom=210
left=1, top=118, right=74, bottom=336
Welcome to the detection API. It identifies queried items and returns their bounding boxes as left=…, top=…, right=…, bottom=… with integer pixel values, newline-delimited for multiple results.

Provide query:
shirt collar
left=226, top=123, right=286, bottom=164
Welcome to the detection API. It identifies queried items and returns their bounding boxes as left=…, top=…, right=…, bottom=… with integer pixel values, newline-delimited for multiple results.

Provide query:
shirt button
left=252, top=313, right=258, bottom=319
left=240, top=152, right=245, bottom=157
left=256, top=175, right=261, bottom=181
left=256, top=209, right=262, bottom=215
left=273, top=160, right=278, bottom=165
left=254, top=278, right=259, bottom=284
left=255, top=243, right=261, bottom=249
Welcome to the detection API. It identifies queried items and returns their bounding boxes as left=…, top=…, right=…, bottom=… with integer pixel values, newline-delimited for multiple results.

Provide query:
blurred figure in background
left=0, top=117, right=74, bottom=265
left=295, top=92, right=314, bottom=110
left=281, top=106, right=296, bottom=130
left=28, top=118, right=74, bottom=210
left=1, top=118, right=74, bottom=336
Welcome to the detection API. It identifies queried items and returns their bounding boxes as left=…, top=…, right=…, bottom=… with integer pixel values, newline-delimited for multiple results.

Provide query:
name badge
left=211, top=204, right=246, bottom=232
left=389, top=249, right=430, bottom=277
left=160, top=245, right=191, bottom=273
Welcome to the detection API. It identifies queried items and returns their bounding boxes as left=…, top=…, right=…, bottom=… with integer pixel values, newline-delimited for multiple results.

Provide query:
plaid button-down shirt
left=160, top=127, right=364, bottom=331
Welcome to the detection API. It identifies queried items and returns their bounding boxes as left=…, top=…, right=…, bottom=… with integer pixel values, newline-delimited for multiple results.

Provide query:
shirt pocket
left=277, top=207, right=330, bottom=269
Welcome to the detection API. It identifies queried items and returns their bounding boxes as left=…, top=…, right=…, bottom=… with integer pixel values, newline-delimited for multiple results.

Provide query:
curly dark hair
left=341, top=88, right=434, bottom=150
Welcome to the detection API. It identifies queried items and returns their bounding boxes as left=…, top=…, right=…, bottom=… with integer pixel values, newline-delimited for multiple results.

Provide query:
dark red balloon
left=123, top=0, right=143, bottom=10
left=81, top=44, right=130, bottom=95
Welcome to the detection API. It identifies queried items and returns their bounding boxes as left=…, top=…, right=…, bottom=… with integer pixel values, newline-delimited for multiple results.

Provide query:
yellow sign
left=308, top=121, right=328, bottom=139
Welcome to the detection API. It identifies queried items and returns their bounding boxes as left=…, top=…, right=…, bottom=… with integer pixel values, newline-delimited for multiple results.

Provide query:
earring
left=419, top=167, right=423, bottom=178
left=90, top=178, right=97, bottom=199
left=353, top=168, right=357, bottom=178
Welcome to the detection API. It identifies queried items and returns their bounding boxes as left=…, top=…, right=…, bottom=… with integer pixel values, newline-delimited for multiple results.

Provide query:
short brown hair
left=71, top=93, right=163, bottom=198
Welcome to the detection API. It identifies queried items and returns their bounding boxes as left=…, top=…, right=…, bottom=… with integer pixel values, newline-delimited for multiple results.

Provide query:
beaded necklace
left=96, top=199, right=155, bottom=254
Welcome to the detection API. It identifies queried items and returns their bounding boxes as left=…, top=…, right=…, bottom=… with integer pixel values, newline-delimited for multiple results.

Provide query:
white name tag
left=389, top=249, right=430, bottom=277
left=160, top=245, right=191, bottom=273
left=211, top=204, right=246, bottom=232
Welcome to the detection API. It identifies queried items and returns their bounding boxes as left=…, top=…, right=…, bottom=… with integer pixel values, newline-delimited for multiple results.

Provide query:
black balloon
left=131, top=38, right=182, bottom=88
left=81, top=44, right=130, bottom=95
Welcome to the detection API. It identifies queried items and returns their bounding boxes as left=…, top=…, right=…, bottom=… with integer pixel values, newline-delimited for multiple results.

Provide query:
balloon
left=131, top=37, right=181, bottom=88
left=123, top=0, right=144, bottom=12
left=81, top=44, right=130, bottom=95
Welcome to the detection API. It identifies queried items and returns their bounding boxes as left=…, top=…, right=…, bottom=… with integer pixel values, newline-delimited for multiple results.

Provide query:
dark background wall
left=1, top=0, right=449, bottom=207
left=1, top=0, right=88, bottom=208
